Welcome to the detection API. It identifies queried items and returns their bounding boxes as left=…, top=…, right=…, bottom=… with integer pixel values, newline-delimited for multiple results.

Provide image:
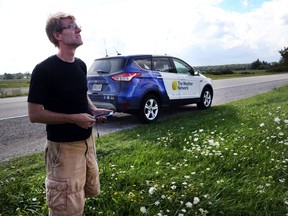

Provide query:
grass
left=0, top=86, right=288, bottom=215
left=204, top=70, right=277, bottom=80
left=0, top=79, right=30, bottom=88
left=0, top=79, right=30, bottom=98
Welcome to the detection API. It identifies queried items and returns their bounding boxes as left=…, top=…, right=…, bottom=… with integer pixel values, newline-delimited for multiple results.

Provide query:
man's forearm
left=28, top=106, right=74, bottom=124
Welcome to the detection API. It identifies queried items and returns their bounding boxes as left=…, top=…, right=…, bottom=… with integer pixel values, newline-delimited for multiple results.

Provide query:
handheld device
left=93, top=111, right=113, bottom=119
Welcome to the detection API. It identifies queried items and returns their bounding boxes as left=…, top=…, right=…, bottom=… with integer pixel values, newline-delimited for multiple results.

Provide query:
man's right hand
left=71, top=113, right=96, bottom=129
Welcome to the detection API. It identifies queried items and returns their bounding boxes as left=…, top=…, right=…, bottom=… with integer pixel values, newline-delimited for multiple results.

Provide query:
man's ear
left=53, top=31, right=62, bottom=41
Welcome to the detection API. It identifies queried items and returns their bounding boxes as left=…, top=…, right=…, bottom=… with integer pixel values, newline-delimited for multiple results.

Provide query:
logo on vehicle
left=172, top=81, right=178, bottom=90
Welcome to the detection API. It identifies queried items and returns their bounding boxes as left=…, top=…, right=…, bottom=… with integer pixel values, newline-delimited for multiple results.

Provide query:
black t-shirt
left=28, top=55, right=92, bottom=142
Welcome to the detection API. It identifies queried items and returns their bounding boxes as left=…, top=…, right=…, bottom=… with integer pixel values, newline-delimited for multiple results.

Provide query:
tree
left=3, top=73, right=14, bottom=79
left=251, top=59, right=261, bottom=69
left=279, top=47, right=288, bottom=65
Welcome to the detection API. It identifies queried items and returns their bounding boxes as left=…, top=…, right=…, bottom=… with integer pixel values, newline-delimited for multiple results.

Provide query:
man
left=28, top=12, right=111, bottom=215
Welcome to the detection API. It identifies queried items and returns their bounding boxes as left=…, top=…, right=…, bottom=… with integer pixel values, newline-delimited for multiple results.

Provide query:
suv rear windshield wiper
left=97, top=70, right=109, bottom=74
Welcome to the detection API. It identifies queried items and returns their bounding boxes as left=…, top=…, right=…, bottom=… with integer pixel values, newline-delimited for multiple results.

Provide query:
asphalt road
left=0, top=74, right=288, bottom=162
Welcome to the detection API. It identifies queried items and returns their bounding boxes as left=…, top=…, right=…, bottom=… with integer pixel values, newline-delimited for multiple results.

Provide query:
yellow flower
left=128, top=192, right=135, bottom=198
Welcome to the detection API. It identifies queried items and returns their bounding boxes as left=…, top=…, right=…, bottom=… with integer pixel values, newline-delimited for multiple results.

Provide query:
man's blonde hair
left=46, top=12, right=75, bottom=47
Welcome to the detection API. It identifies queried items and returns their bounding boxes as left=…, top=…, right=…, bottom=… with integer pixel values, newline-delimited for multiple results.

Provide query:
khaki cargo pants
left=45, top=135, right=100, bottom=216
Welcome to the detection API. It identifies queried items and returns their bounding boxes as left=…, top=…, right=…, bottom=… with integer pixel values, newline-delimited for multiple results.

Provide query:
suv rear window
left=88, top=58, right=126, bottom=75
left=134, top=58, right=152, bottom=70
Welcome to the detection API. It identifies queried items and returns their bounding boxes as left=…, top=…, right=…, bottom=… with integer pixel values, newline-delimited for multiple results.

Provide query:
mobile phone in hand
left=93, top=111, right=113, bottom=119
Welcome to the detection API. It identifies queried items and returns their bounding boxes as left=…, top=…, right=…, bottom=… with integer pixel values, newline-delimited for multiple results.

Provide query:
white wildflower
left=257, top=185, right=264, bottom=189
left=260, top=123, right=265, bottom=127
left=149, top=187, right=156, bottom=195
left=274, top=117, right=281, bottom=123
left=140, top=207, right=147, bottom=213
left=199, top=208, right=209, bottom=214
left=154, top=201, right=160, bottom=206
left=185, top=202, right=193, bottom=208
left=193, top=197, right=200, bottom=204
left=208, top=139, right=214, bottom=145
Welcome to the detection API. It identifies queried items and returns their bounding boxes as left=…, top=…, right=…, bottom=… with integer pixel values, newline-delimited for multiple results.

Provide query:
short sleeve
left=27, top=63, right=49, bottom=104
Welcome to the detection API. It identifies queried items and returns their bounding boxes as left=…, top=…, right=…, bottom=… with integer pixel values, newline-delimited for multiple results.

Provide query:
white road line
left=0, top=115, right=28, bottom=121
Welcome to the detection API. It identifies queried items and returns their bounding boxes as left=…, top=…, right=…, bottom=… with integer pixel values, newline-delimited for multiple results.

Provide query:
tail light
left=111, top=72, right=141, bottom=82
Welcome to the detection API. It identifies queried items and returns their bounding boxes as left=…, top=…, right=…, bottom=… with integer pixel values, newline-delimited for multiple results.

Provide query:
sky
left=0, top=0, right=287, bottom=74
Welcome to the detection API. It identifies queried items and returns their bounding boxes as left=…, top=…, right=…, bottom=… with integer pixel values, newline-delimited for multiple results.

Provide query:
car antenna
left=103, top=38, right=108, bottom=57
left=114, top=46, right=121, bottom=55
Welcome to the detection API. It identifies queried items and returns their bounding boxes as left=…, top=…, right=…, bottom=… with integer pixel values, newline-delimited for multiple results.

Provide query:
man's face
left=58, top=18, right=83, bottom=48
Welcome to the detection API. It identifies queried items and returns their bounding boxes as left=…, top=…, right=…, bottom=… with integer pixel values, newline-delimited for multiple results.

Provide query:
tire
left=138, top=94, right=160, bottom=123
left=197, top=87, right=213, bottom=109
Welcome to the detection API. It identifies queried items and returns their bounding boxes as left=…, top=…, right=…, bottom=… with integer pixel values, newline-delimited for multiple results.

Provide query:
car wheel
left=138, top=94, right=160, bottom=123
left=197, top=87, right=213, bottom=109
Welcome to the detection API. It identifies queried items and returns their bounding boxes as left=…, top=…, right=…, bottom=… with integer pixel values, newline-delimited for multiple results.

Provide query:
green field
left=204, top=70, right=277, bottom=80
left=0, top=79, right=30, bottom=98
left=0, top=79, right=30, bottom=88
left=0, top=85, right=287, bottom=215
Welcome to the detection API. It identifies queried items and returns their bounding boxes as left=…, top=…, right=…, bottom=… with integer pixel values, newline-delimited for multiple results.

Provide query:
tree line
left=199, top=47, right=288, bottom=74
left=1, top=47, right=288, bottom=79
left=251, top=47, right=288, bottom=71
left=0, top=72, right=31, bottom=80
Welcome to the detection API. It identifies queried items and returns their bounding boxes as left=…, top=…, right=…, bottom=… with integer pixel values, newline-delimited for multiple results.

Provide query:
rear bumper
left=91, top=101, right=117, bottom=111
left=88, top=94, right=140, bottom=113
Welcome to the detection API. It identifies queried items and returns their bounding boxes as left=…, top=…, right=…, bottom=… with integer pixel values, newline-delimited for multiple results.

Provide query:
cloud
left=0, top=0, right=287, bottom=74
left=74, top=0, right=288, bottom=66
left=242, top=0, right=249, bottom=7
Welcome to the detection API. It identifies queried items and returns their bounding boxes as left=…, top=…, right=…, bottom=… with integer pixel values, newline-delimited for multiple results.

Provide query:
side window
left=172, top=58, right=192, bottom=75
left=152, top=58, right=173, bottom=72
left=134, top=58, right=152, bottom=70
